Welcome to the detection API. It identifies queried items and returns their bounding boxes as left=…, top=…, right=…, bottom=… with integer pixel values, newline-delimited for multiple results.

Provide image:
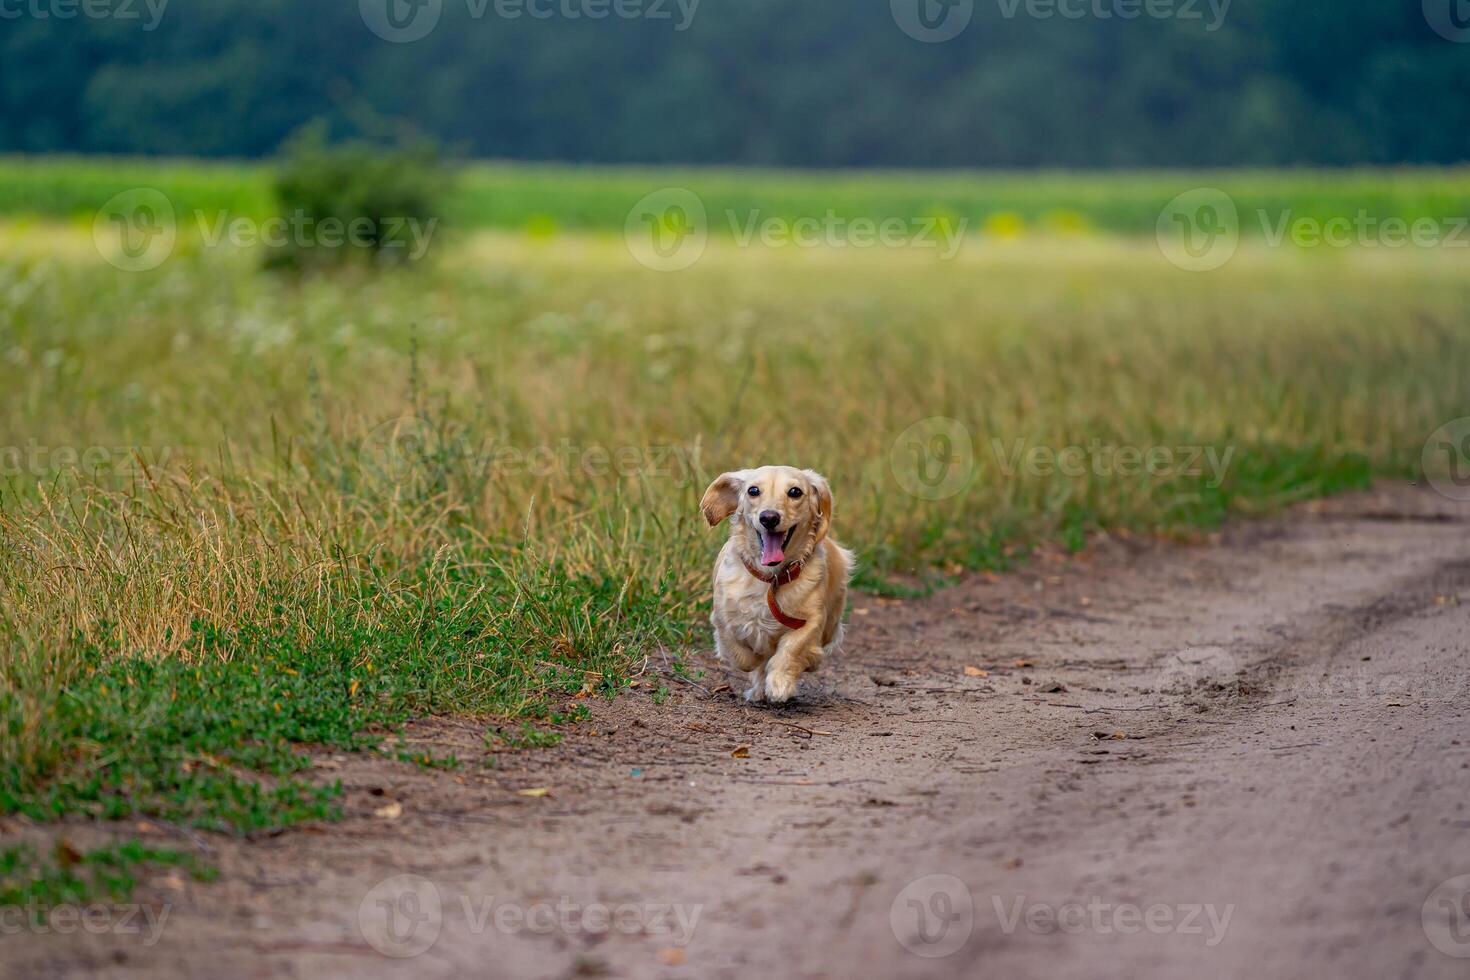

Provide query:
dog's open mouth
left=760, top=526, right=796, bottom=567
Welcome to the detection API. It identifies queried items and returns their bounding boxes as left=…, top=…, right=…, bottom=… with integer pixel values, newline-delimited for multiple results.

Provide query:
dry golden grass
left=2, top=227, right=1467, bottom=802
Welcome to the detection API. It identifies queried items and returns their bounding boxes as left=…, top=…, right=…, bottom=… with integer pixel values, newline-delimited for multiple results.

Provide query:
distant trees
left=2, top=0, right=1466, bottom=167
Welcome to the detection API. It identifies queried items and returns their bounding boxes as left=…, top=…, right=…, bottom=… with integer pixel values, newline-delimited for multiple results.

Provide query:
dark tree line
left=3, top=0, right=1467, bottom=166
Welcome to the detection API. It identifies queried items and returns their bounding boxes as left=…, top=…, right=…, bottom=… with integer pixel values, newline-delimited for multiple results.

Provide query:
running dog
left=701, top=466, right=854, bottom=703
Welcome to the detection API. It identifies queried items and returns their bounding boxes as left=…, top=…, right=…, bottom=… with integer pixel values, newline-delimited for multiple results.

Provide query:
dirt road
left=7, top=483, right=1470, bottom=980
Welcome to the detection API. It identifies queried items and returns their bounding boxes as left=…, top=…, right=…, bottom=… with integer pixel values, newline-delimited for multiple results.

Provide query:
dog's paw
left=764, top=672, right=799, bottom=704
left=743, top=682, right=766, bottom=703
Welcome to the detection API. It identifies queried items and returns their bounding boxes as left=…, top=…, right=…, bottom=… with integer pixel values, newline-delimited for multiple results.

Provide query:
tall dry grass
left=2, top=230, right=1467, bottom=790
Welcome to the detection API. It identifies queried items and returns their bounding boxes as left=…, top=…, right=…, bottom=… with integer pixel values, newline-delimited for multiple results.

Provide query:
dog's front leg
left=745, top=659, right=767, bottom=703
left=765, top=624, right=821, bottom=704
left=715, top=627, right=766, bottom=702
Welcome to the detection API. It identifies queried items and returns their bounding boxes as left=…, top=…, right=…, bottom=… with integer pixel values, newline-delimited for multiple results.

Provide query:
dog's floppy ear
left=701, top=471, right=747, bottom=527
left=805, top=470, right=833, bottom=545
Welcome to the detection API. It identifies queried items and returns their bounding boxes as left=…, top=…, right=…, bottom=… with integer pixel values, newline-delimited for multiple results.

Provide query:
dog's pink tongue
left=760, top=530, right=785, bottom=566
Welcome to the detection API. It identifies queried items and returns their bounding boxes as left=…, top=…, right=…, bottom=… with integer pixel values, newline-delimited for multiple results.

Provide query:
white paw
left=743, top=682, right=766, bottom=703
left=765, top=672, right=798, bottom=704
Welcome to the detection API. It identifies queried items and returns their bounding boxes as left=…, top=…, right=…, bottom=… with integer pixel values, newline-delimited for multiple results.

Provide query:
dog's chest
left=715, top=561, right=818, bottom=651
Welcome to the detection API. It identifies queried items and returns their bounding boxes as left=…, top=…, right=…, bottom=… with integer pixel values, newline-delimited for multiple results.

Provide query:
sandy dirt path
left=6, top=483, right=1469, bottom=980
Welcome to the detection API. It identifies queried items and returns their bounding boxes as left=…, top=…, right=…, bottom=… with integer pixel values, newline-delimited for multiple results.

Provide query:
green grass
left=3, top=562, right=672, bottom=832
left=0, top=156, right=273, bottom=225
left=5, top=155, right=1470, bottom=237
left=1, top=166, right=1469, bottom=902
left=1, top=840, right=214, bottom=909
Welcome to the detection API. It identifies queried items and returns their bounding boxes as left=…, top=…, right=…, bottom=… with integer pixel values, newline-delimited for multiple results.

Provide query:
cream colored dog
left=701, top=466, right=854, bottom=704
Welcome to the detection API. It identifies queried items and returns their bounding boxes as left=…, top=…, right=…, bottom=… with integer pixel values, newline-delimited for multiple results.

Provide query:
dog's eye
left=746, top=486, right=761, bottom=497
left=787, top=487, right=804, bottom=499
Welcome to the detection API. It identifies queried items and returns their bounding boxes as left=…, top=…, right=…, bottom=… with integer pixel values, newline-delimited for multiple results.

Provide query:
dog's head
left=701, top=465, right=833, bottom=567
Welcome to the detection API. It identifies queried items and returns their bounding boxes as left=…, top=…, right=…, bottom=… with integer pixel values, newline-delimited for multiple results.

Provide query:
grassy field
left=6, top=155, right=1470, bottom=236
left=2, top=163, right=1469, bottom=899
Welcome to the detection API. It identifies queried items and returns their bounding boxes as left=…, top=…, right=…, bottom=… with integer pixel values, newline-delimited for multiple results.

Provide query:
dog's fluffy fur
left=701, top=466, right=854, bottom=703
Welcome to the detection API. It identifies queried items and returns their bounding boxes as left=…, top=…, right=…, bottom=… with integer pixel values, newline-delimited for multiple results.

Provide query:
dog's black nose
left=759, top=510, right=781, bottom=530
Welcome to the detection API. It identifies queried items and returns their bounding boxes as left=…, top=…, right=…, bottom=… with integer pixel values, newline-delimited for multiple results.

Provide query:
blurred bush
left=267, top=123, right=448, bottom=271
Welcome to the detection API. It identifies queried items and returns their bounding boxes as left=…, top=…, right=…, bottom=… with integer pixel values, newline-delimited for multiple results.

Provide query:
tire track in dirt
left=6, top=484, right=1469, bottom=980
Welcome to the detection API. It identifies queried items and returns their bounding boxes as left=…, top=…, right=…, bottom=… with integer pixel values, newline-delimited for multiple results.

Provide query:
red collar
left=740, top=557, right=807, bottom=631
left=740, top=556, right=804, bottom=586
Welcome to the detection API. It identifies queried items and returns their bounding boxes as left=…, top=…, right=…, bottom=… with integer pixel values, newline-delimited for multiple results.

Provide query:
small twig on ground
left=768, top=721, right=834, bottom=737
left=664, top=672, right=713, bottom=696
left=137, top=817, right=216, bottom=855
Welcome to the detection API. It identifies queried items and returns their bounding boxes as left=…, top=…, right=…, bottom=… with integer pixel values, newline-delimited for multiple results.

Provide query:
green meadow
left=2, top=160, right=1468, bottom=896
left=5, top=155, right=1470, bottom=236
